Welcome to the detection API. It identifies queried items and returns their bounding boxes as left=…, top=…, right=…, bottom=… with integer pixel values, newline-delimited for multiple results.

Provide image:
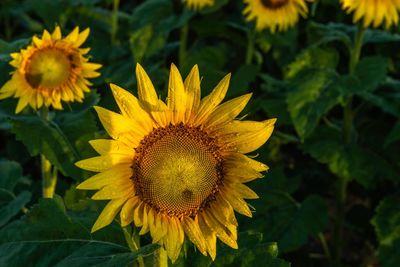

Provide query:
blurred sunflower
left=182, top=0, right=214, bottom=10
left=0, top=26, right=101, bottom=113
left=243, top=0, right=309, bottom=32
left=341, top=0, right=400, bottom=29
left=76, top=64, right=275, bottom=261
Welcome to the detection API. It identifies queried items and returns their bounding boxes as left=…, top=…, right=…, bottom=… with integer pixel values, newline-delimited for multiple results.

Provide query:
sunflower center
left=261, top=0, right=288, bottom=9
left=25, top=48, right=71, bottom=88
left=133, top=123, right=223, bottom=217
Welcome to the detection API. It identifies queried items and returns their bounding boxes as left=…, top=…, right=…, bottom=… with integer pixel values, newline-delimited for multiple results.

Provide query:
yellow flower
left=76, top=64, right=275, bottom=262
left=341, top=0, right=400, bottom=29
left=0, top=26, right=101, bottom=113
left=243, top=0, right=309, bottom=32
left=182, top=0, right=215, bottom=10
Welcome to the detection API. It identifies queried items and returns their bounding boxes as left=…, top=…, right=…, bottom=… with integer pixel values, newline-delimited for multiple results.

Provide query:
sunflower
left=243, top=0, right=309, bottom=32
left=0, top=26, right=101, bottom=113
left=182, top=0, right=215, bottom=10
left=341, top=0, right=400, bottom=29
left=76, top=64, right=275, bottom=262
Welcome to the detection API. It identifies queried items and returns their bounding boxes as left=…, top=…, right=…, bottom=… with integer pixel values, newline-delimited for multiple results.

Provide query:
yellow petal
left=91, top=181, right=133, bottom=200
left=75, top=154, right=133, bottom=172
left=168, top=63, right=186, bottom=124
left=15, top=96, right=29, bottom=114
left=32, top=35, right=43, bottom=46
left=220, top=119, right=276, bottom=154
left=222, top=188, right=252, bottom=217
left=231, top=183, right=259, bottom=199
left=66, top=27, right=79, bottom=42
left=205, top=93, right=252, bottom=129
left=224, top=154, right=267, bottom=183
left=76, top=165, right=132, bottom=190
left=201, top=211, right=238, bottom=249
left=136, top=63, right=159, bottom=107
left=148, top=209, right=167, bottom=243
left=91, top=197, right=127, bottom=232
left=139, top=204, right=149, bottom=235
left=75, top=28, right=90, bottom=47
left=0, top=80, right=17, bottom=99
left=42, top=30, right=51, bottom=40
left=225, top=153, right=268, bottom=172
left=181, top=216, right=207, bottom=256
left=110, top=83, right=154, bottom=133
left=211, top=194, right=238, bottom=227
left=133, top=203, right=143, bottom=227
left=94, top=106, right=145, bottom=143
left=89, top=139, right=133, bottom=156
left=193, top=73, right=231, bottom=125
left=149, top=100, right=171, bottom=127
left=163, top=217, right=184, bottom=262
left=184, top=65, right=201, bottom=123
left=51, top=26, right=62, bottom=40
left=198, top=216, right=217, bottom=260
left=120, top=197, right=139, bottom=227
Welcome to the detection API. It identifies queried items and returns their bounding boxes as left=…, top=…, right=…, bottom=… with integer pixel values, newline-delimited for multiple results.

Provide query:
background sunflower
left=0, top=26, right=101, bottom=113
left=243, top=0, right=309, bottom=32
left=341, top=0, right=400, bottom=29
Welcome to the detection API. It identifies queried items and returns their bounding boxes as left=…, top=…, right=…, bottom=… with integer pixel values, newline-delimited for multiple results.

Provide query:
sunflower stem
left=179, top=23, right=189, bottom=68
left=333, top=24, right=365, bottom=267
left=122, top=226, right=144, bottom=267
left=318, top=232, right=332, bottom=262
left=111, top=0, right=120, bottom=44
left=40, top=108, right=57, bottom=198
left=154, top=247, right=168, bottom=267
left=245, top=29, right=255, bottom=64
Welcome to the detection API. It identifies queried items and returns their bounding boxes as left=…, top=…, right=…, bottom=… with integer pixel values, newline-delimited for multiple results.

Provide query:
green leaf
left=307, top=22, right=352, bottom=49
left=129, top=25, right=155, bottom=63
left=377, top=239, right=400, bottom=267
left=190, top=231, right=290, bottom=267
left=287, top=69, right=342, bottom=140
left=371, top=195, right=400, bottom=267
left=215, top=235, right=290, bottom=267
left=359, top=90, right=400, bottom=117
left=0, top=240, right=159, bottom=267
left=251, top=188, right=328, bottom=252
left=10, top=115, right=82, bottom=180
left=0, top=191, right=31, bottom=228
left=25, top=0, right=67, bottom=28
left=0, top=160, right=27, bottom=191
left=284, top=47, right=339, bottom=80
left=0, top=196, right=89, bottom=243
left=229, top=64, right=261, bottom=98
left=274, top=195, right=328, bottom=252
left=385, top=120, right=400, bottom=147
left=302, top=126, right=399, bottom=186
left=343, top=56, right=388, bottom=94
left=130, top=0, right=173, bottom=29
left=363, top=29, right=400, bottom=44
left=371, top=195, right=400, bottom=246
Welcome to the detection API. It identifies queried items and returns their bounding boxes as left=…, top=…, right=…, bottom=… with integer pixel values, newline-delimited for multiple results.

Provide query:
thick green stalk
left=334, top=24, right=365, bottom=267
left=40, top=108, right=57, bottom=198
left=179, top=23, right=189, bottom=68
left=245, top=29, right=255, bottom=64
left=122, top=227, right=144, bottom=267
left=111, top=0, right=120, bottom=44
left=153, top=247, right=168, bottom=267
